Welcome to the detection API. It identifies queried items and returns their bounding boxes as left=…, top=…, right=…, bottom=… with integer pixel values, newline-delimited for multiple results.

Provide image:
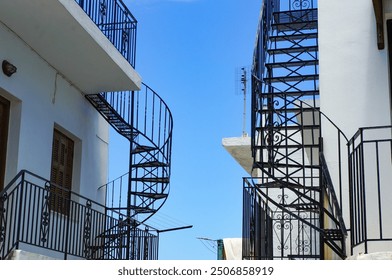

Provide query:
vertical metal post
left=359, top=129, right=368, bottom=253
left=319, top=137, right=325, bottom=260
left=16, top=171, right=25, bottom=250
left=126, top=91, right=135, bottom=260
left=347, top=137, right=354, bottom=256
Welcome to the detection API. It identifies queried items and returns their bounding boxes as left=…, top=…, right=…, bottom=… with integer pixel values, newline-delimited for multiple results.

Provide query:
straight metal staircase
left=249, top=0, right=346, bottom=259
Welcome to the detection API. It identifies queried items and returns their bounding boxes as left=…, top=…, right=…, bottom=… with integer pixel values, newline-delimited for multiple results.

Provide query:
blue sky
left=109, top=0, right=261, bottom=260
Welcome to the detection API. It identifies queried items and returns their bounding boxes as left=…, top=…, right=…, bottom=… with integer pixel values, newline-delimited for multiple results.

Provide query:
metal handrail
left=99, top=83, right=173, bottom=158
left=91, top=83, right=173, bottom=224
left=347, top=125, right=392, bottom=254
left=75, top=0, right=138, bottom=67
left=0, top=170, right=158, bottom=260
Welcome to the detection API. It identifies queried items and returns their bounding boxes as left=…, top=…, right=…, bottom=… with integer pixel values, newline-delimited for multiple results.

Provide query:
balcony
left=0, top=0, right=141, bottom=94
left=75, top=0, right=137, bottom=67
left=348, top=126, right=392, bottom=255
left=0, top=170, right=158, bottom=260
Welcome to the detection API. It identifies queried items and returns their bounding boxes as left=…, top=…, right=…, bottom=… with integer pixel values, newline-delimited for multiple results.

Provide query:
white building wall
left=0, top=19, right=108, bottom=203
left=319, top=0, right=391, bottom=136
left=319, top=0, right=392, bottom=257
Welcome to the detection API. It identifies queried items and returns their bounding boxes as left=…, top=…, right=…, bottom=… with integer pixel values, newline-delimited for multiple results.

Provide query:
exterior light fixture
left=2, top=60, right=17, bottom=77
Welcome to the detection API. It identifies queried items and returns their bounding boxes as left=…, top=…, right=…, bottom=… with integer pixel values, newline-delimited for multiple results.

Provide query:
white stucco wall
left=319, top=0, right=391, bottom=136
left=319, top=0, right=392, bottom=257
left=0, top=20, right=108, bottom=203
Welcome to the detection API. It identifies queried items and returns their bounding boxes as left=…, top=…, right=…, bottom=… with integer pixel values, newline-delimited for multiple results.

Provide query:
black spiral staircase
left=248, top=0, right=346, bottom=260
left=85, top=83, right=172, bottom=259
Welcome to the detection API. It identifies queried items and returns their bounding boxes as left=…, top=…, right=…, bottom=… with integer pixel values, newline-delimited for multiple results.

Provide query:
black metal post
left=359, top=129, right=368, bottom=253
left=15, top=171, right=25, bottom=250
left=319, top=137, right=325, bottom=260
left=126, top=90, right=136, bottom=260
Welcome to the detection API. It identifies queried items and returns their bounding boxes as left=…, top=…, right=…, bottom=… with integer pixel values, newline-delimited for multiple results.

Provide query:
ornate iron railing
left=348, top=126, right=392, bottom=255
left=75, top=0, right=137, bottom=67
left=0, top=170, right=158, bottom=260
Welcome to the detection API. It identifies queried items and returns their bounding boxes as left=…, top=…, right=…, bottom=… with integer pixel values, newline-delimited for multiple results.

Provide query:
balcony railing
left=0, top=170, right=158, bottom=260
left=75, top=0, right=137, bottom=67
left=243, top=178, right=273, bottom=260
left=348, top=126, right=392, bottom=254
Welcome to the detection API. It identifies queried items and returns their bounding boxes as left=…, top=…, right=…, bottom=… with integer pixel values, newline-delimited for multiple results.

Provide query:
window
left=0, top=95, right=10, bottom=192
left=50, top=129, right=74, bottom=215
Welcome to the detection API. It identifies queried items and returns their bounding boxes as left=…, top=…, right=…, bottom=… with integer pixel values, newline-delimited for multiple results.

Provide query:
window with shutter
left=0, top=95, right=10, bottom=192
left=50, top=129, right=74, bottom=215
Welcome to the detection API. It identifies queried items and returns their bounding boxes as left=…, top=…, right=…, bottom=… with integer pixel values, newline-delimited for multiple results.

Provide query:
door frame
left=0, top=95, right=10, bottom=191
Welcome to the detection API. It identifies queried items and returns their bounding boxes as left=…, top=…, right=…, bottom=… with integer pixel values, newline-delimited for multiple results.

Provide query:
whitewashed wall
left=319, top=0, right=392, bottom=257
left=0, top=20, right=108, bottom=204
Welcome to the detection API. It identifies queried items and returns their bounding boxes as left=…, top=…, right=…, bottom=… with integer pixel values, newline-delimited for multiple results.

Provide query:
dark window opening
left=0, top=95, right=10, bottom=192
left=50, top=129, right=74, bottom=215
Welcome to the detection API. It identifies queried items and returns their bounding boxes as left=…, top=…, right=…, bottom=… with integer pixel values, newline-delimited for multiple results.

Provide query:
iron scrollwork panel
left=99, top=0, right=107, bottom=25
left=83, top=200, right=92, bottom=259
left=0, top=192, right=7, bottom=256
left=291, top=0, right=312, bottom=10
left=40, top=182, right=51, bottom=243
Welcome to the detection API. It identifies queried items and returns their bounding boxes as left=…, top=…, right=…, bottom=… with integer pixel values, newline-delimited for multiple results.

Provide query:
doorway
left=0, top=95, right=10, bottom=192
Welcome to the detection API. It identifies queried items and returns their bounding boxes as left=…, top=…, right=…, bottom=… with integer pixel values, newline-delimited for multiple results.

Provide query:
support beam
left=373, top=0, right=384, bottom=49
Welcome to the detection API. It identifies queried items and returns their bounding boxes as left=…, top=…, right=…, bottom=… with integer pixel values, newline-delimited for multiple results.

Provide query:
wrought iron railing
left=319, top=151, right=347, bottom=258
left=243, top=178, right=273, bottom=260
left=348, top=126, right=392, bottom=255
left=75, top=0, right=137, bottom=67
left=0, top=170, right=158, bottom=260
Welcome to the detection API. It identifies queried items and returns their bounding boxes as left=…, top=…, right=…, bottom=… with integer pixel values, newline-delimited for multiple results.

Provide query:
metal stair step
left=130, top=205, right=156, bottom=214
left=264, top=74, right=319, bottom=83
left=254, top=160, right=321, bottom=170
left=265, top=59, right=318, bottom=69
left=272, top=9, right=318, bottom=32
left=130, top=177, right=170, bottom=183
left=255, top=181, right=304, bottom=189
left=256, top=124, right=320, bottom=131
left=259, top=106, right=320, bottom=114
left=272, top=20, right=317, bottom=32
left=272, top=23, right=317, bottom=33
left=270, top=32, right=318, bottom=42
left=267, top=45, right=318, bottom=55
left=130, top=192, right=168, bottom=199
left=97, top=233, right=124, bottom=239
left=86, top=94, right=138, bottom=139
left=132, top=160, right=168, bottom=168
left=260, top=90, right=319, bottom=97
left=273, top=9, right=318, bottom=23
left=131, top=145, right=158, bottom=154
left=285, top=203, right=319, bottom=212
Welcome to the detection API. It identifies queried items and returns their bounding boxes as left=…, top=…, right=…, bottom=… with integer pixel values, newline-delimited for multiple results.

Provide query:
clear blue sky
left=109, top=0, right=261, bottom=260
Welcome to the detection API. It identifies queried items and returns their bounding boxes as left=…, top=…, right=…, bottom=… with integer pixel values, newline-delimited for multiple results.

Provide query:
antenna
left=241, top=67, right=248, bottom=137
left=197, top=237, right=224, bottom=259
left=236, top=66, right=250, bottom=137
